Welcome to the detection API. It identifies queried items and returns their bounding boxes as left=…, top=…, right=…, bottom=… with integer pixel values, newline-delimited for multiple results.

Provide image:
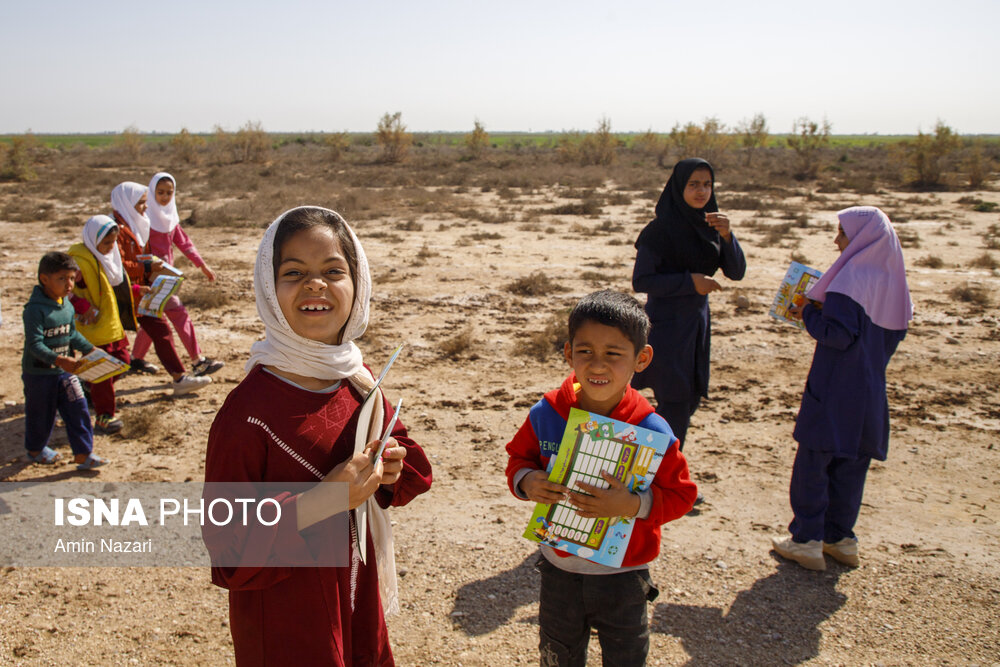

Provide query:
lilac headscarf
left=806, top=206, right=913, bottom=331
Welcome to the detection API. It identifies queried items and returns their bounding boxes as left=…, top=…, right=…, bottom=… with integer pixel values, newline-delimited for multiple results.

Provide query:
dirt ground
left=1, top=174, right=998, bottom=666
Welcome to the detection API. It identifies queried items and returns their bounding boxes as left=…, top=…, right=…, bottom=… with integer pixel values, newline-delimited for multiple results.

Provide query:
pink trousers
left=132, top=296, right=202, bottom=362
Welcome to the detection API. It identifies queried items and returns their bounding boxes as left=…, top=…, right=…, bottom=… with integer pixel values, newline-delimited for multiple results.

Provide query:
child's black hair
left=37, top=251, right=78, bottom=279
left=272, top=207, right=360, bottom=295
left=567, top=289, right=650, bottom=353
left=156, top=176, right=173, bottom=188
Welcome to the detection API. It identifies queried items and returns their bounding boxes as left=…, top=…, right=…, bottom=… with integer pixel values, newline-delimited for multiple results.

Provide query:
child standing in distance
left=68, top=216, right=138, bottom=434
left=130, top=172, right=223, bottom=377
left=204, top=206, right=432, bottom=666
left=772, top=207, right=912, bottom=571
left=21, top=252, right=106, bottom=469
left=506, top=290, right=697, bottom=667
left=110, top=182, right=210, bottom=395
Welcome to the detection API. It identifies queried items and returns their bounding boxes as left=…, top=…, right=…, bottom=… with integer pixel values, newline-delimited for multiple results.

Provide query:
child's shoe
left=822, top=537, right=860, bottom=567
left=172, top=374, right=212, bottom=396
left=130, top=358, right=160, bottom=375
left=27, top=446, right=61, bottom=465
left=76, top=454, right=108, bottom=471
left=771, top=537, right=826, bottom=571
left=192, top=357, right=225, bottom=377
left=95, top=414, right=124, bottom=435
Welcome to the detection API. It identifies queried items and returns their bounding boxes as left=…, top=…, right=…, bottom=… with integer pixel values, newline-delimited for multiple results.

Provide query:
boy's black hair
left=567, top=289, right=650, bottom=353
left=37, top=251, right=78, bottom=279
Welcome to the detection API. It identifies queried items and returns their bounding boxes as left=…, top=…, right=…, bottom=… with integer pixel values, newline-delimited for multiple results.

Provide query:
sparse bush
left=506, top=271, right=565, bottom=297
left=439, top=327, right=474, bottom=359
left=968, top=252, right=999, bottom=270
left=376, top=112, right=412, bottom=164
left=668, top=117, right=732, bottom=167
left=515, top=310, right=568, bottom=361
left=578, top=117, right=617, bottom=166
left=790, top=251, right=810, bottom=264
left=896, top=228, right=921, bottom=248
left=0, top=134, right=39, bottom=181
left=725, top=194, right=766, bottom=210
left=965, top=141, right=990, bottom=188
left=950, top=283, right=991, bottom=307
left=983, top=224, right=1000, bottom=250
left=900, top=121, right=961, bottom=188
left=464, top=119, right=490, bottom=159
left=326, top=132, right=350, bottom=162
left=232, top=121, right=271, bottom=163
left=973, top=201, right=998, bottom=212
left=124, top=408, right=163, bottom=439
left=547, top=199, right=603, bottom=216
left=171, top=128, right=206, bottom=164
left=184, top=284, right=233, bottom=310
left=786, top=117, right=831, bottom=180
left=631, top=129, right=664, bottom=157
left=914, top=255, right=945, bottom=268
left=736, top=113, right=769, bottom=167
left=118, top=125, right=143, bottom=162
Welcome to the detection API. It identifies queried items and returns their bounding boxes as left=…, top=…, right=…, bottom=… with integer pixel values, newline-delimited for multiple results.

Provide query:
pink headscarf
left=806, top=206, right=913, bottom=331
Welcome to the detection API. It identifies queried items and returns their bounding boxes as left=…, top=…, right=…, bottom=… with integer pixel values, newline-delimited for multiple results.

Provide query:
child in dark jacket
left=506, top=290, right=697, bottom=667
left=772, top=206, right=912, bottom=571
left=21, top=251, right=106, bottom=469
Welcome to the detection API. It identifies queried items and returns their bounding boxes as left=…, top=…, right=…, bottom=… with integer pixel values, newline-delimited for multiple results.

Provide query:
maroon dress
left=205, top=365, right=432, bottom=666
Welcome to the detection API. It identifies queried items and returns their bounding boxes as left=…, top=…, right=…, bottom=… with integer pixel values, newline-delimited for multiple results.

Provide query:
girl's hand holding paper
left=377, top=441, right=407, bottom=486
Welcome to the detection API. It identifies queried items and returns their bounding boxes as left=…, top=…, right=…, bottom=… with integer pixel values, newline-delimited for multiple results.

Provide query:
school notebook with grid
left=522, top=407, right=674, bottom=567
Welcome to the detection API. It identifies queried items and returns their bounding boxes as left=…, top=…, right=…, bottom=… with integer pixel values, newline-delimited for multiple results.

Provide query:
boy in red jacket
left=506, top=290, right=697, bottom=667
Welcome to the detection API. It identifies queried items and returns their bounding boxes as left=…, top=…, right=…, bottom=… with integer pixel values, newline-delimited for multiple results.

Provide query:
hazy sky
left=2, top=0, right=997, bottom=135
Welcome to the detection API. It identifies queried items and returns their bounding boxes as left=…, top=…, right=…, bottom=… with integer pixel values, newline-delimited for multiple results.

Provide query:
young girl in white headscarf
left=129, top=172, right=224, bottom=377
left=204, top=206, right=432, bottom=666
left=110, top=181, right=210, bottom=395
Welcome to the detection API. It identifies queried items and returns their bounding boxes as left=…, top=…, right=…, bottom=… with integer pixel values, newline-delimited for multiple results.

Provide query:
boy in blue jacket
left=21, top=252, right=106, bottom=469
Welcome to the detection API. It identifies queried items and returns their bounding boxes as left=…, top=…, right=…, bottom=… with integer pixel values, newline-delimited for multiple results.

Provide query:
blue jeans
left=22, top=373, right=93, bottom=456
left=537, top=556, right=658, bottom=667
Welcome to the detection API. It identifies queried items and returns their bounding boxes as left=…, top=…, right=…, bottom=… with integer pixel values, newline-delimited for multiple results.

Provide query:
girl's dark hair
left=156, top=176, right=173, bottom=188
left=272, top=207, right=360, bottom=296
left=568, top=290, right=650, bottom=353
left=38, top=251, right=78, bottom=278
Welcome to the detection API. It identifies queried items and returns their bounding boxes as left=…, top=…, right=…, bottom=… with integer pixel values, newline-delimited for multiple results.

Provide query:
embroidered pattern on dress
left=246, top=416, right=323, bottom=480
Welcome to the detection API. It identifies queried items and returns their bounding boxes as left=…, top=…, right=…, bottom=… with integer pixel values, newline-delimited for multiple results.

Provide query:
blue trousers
left=22, top=373, right=93, bottom=456
left=537, top=556, right=657, bottom=667
left=653, top=397, right=700, bottom=450
left=788, top=446, right=871, bottom=543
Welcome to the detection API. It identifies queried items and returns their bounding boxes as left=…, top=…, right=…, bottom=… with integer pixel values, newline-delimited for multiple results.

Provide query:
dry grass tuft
left=949, top=283, right=991, bottom=307
left=438, top=328, right=475, bottom=360
left=968, top=253, right=998, bottom=270
left=515, top=310, right=568, bottom=361
left=123, top=408, right=163, bottom=440
left=183, top=284, right=233, bottom=310
left=505, top=271, right=566, bottom=297
left=914, top=255, right=945, bottom=269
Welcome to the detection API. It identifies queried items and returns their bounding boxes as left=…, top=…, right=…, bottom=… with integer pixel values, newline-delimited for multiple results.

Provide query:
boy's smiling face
left=564, top=320, right=652, bottom=416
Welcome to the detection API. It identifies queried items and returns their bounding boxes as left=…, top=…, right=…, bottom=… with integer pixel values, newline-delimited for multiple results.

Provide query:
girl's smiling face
left=96, top=227, right=119, bottom=255
left=275, top=225, right=355, bottom=344
left=683, top=167, right=713, bottom=210
left=134, top=193, right=148, bottom=216
left=154, top=179, right=175, bottom=207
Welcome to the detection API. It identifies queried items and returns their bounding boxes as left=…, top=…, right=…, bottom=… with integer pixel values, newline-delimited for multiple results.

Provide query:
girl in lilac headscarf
left=772, top=206, right=913, bottom=571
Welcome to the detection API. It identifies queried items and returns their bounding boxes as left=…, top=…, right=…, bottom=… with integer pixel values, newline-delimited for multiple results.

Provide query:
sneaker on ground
left=172, top=374, right=212, bottom=396
left=130, top=358, right=160, bottom=375
left=192, top=357, right=225, bottom=376
left=94, top=414, right=124, bottom=435
left=822, top=537, right=860, bottom=567
left=771, top=537, right=826, bottom=571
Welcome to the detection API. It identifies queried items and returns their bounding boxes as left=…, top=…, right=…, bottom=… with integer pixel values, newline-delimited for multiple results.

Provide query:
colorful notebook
left=769, top=261, right=823, bottom=329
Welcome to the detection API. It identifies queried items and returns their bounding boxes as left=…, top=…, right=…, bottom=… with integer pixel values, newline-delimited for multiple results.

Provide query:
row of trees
left=1, top=114, right=994, bottom=189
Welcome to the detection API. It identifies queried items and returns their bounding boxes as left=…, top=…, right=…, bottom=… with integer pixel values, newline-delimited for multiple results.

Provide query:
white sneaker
left=771, top=537, right=826, bottom=571
left=172, top=374, right=212, bottom=396
left=823, top=537, right=860, bottom=567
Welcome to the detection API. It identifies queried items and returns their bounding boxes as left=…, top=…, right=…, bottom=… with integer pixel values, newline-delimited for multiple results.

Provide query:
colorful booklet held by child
left=74, top=348, right=130, bottom=383
left=522, top=407, right=675, bottom=567
left=137, top=274, right=184, bottom=318
left=137, top=254, right=183, bottom=277
left=769, top=261, right=823, bottom=329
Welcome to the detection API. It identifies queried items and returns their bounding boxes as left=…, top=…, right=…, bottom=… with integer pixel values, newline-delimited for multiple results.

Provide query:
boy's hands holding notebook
left=520, top=470, right=571, bottom=505
left=568, top=471, right=641, bottom=519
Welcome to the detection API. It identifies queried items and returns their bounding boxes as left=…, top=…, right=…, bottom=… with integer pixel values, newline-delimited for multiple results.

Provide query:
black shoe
left=192, top=357, right=225, bottom=376
left=129, top=358, right=160, bottom=375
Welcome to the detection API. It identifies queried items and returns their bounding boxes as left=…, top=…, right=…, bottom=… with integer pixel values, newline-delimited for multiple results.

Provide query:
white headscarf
left=110, top=182, right=151, bottom=247
left=147, top=172, right=180, bottom=234
left=82, top=215, right=124, bottom=287
left=245, top=206, right=371, bottom=380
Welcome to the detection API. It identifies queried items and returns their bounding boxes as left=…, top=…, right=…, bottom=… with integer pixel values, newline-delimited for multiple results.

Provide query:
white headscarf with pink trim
left=110, top=181, right=151, bottom=247
left=147, top=172, right=180, bottom=234
left=806, top=206, right=913, bottom=330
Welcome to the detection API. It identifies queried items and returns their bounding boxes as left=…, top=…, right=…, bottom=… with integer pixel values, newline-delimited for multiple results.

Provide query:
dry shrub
left=580, top=271, right=606, bottom=284
left=515, top=310, right=568, bottom=361
left=968, top=252, right=999, bottom=270
left=896, top=228, right=921, bottom=248
left=607, top=192, right=632, bottom=206
left=790, top=251, right=810, bottom=265
left=898, top=121, right=960, bottom=188
left=0, top=134, right=39, bottom=181
left=786, top=117, right=831, bottom=180
left=464, top=120, right=490, bottom=159
left=376, top=112, right=412, bottom=164
left=725, top=194, right=766, bottom=210
left=183, top=284, right=232, bottom=310
left=171, top=128, right=206, bottom=164
left=949, top=283, right=990, bottom=307
left=668, top=117, right=732, bottom=166
left=914, top=255, right=945, bottom=268
left=118, top=125, right=143, bottom=162
left=736, top=113, right=769, bottom=167
left=326, top=132, right=350, bottom=162
left=983, top=224, right=1000, bottom=250
left=439, top=327, right=474, bottom=359
left=189, top=200, right=259, bottom=228
left=124, top=408, right=163, bottom=439
left=546, top=199, right=603, bottom=216
left=506, top=271, right=566, bottom=297
left=232, top=121, right=271, bottom=163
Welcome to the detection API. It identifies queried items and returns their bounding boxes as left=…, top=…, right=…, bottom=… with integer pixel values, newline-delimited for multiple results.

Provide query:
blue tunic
left=793, top=292, right=906, bottom=461
left=631, top=236, right=746, bottom=403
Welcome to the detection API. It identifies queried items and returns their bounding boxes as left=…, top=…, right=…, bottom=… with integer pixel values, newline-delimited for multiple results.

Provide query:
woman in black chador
left=631, top=157, right=746, bottom=452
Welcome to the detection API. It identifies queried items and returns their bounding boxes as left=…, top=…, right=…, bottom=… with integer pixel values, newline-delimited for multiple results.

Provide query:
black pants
left=537, top=557, right=658, bottom=667
left=653, top=397, right=701, bottom=449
